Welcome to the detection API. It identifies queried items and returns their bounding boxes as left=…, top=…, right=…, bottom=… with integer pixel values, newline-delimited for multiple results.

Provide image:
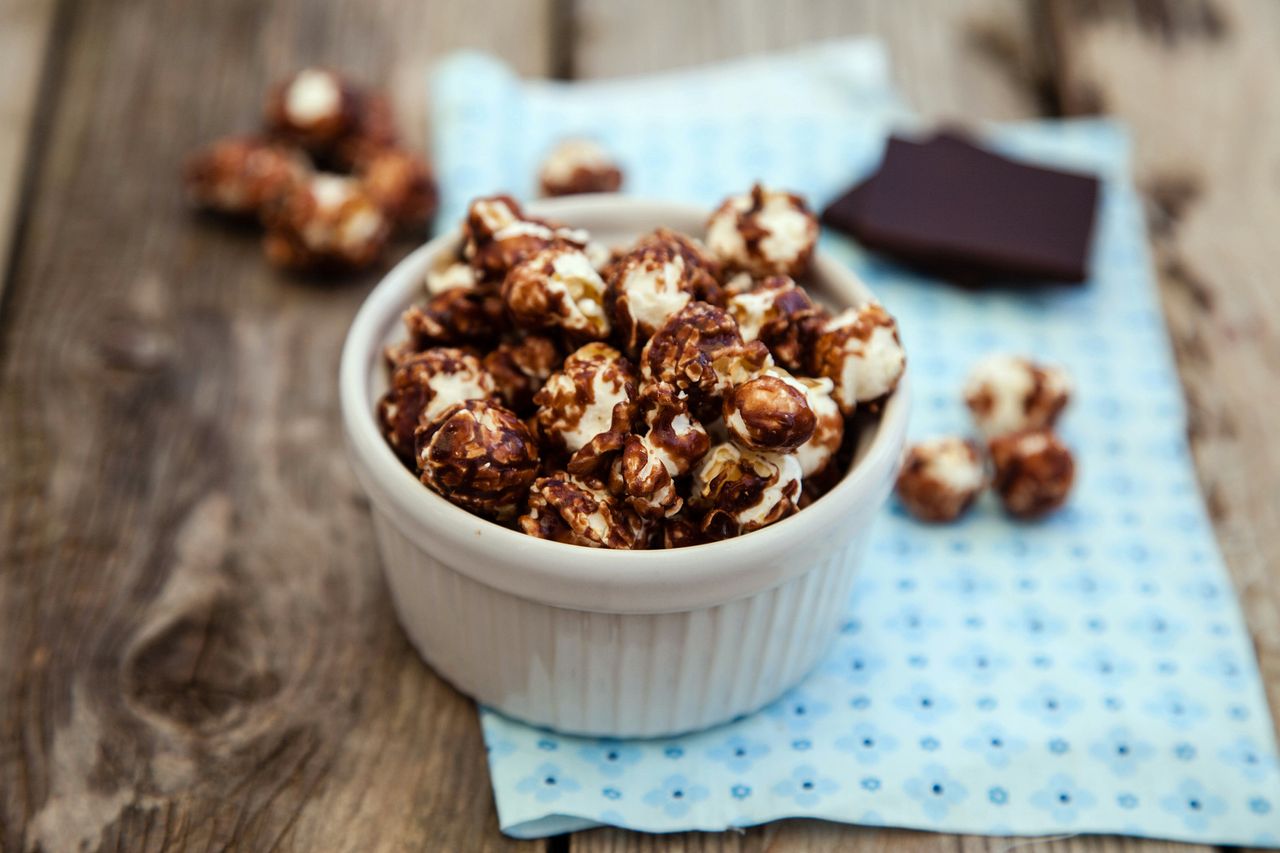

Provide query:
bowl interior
left=340, top=195, right=909, bottom=613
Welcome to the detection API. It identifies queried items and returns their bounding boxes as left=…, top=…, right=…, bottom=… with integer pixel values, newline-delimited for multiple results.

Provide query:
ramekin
left=339, top=196, right=909, bottom=737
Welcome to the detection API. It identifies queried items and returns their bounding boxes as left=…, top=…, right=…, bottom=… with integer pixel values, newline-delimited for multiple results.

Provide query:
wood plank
left=0, top=0, right=59, bottom=304
left=0, top=0, right=552, bottom=851
left=1048, top=0, right=1280, bottom=746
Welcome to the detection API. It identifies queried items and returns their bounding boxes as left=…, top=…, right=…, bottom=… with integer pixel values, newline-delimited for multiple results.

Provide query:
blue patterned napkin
left=428, top=42, right=1280, bottom=844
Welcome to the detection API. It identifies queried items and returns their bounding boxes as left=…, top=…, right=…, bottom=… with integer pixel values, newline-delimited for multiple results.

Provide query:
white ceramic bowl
left=340, top=196, right=909, bottom=737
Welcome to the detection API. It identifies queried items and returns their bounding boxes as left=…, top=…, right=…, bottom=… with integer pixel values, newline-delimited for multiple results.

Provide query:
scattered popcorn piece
left=462, top=195, right=588, bottom=284
left=503, top=244, right=611, bottom=339
left=690, top=442, right=803, bottom=536
left=811, top=302, right=906, bottom=415
left=988, top=428, right=1075, bottom=519
left=377, top=348, right=497, bottom=463
left=706, top=184, right=819, bottom=278
left=520, top=473, right=653, bottom=549
left=534, top=343, right=638, bottom=453
left=355, top=147, right=438, bottom=232
left=184, top=136, right=310, bottom=217
left=415, top=400, right=540, bottom=520
left=263, top=173, right=390, bottom=271
left=264, top=68, right=359, bottom=151
left=964, top=354, right=1072, bottom=439
left=895, top=437, right=987, bottom=523
left=538, top=138, right=624, bottom=197
left=723, top=371, right=816, bottom=453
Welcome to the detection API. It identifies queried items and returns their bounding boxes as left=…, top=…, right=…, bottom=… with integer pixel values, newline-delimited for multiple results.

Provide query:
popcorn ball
left=263, top=173, right=390, bottom=271
left=462, top=195, right=587, bottom=284
left=355, top=146, right=438, bottom=232
left=377, top=348, right=497, bottom=462
left=520, top=473, right=653, bottom=549
left=811, top=302, right=906, bottom=415
left=690, top=442, right=803, bottom=536
left=641, top=301, right=771, bottom=417
left=184, top=136, right=310, bottom=217
left=614, top=381, right=710, bottom=518
left=534, top=343, right=638, bottom=453
left=483, top=335, right=562, bottom=414
left=726, top=276, right=826, bottom=372
left=723, top=372, right=816, bottom=453
left=415, top=400, right=540, bottom=520
left=502, top=244, right=611, bottom=339
left=964, top=354, right=1072, bottom=439
left=608, top=229, right=723, bottom=351
left=538, top=138, right=623, bottom=197
left=706, top=184, right=819, bottom=278
left=895, top=437, right=986, bottom=523
left=989, top=428, right=1075, bottom=519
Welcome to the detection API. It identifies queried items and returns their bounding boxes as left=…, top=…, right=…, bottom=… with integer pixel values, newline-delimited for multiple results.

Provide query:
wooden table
left=1, top=0, right=1276, bottom=850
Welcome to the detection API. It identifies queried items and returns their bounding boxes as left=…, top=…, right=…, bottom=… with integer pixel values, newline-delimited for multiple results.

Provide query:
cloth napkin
left=428, top=42, right=1280, bottom=844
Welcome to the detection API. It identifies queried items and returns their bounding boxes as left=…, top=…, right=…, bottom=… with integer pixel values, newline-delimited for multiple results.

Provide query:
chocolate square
left=822, top=132, right=1101, bottom=284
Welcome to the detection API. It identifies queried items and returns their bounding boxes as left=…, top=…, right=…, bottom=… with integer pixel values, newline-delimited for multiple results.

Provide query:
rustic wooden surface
left=0, top=0, right=1274, bottom=851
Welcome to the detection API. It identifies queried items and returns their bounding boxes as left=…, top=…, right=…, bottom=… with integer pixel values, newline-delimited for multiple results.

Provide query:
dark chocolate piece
left=822, top=132, right=1100, bottom=284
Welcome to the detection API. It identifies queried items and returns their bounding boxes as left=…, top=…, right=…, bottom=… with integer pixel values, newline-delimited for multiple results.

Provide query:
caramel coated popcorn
left=964, top=354, right=1072, bottom=439
left=379, top=187, right=906, bottom=547
left=415, top=400, right=540, bottom=520
left=895, top=437, right=987, bottom=523
left=538, top=138, right=624, bottom=197
left=989, top=428, right=1075, bottom=519
left=706, top=184, right=819, bottom=278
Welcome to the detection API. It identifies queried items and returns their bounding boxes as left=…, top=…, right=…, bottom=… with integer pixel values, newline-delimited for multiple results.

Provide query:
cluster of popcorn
left=185, top=68, right=437, bottom=271
left=378, top=187, right=907, bottom=548
left=895, top=354, right=1075, bottom=522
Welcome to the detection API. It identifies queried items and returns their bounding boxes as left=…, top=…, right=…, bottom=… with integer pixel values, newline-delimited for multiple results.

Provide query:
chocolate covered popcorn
left=690, top=443, right=803, bottom=537
left=187, top=67, right=436, bottom=272
left=811, top=302, right=907, bottom=415
left=895, top=437, right=987, bottom=523
left=706, top=184, right=819, bottom=278
left=538, top=138, right=624, bottom=197
left=503, top=244, right=611, bottom=339
left=184, top=136, right=309, bottom=217
left=263, top=174, right=390, bottom=271
left=608, top=229, right=722, bottom=352
left=964, top=354, right=1072, bottom=439
left=377, top=188, right=907, bottom=547
left=377, top=348, right=497, bottom=461
left=534, top=343, right=638, bottom=453
left=989, top=428, right=1075, bottom=519
left=415, top=400, right=540, bottom=520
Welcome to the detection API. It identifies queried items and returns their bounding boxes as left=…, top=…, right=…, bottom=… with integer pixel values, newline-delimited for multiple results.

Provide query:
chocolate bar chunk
left=822, top=132, right=1100, bottom=284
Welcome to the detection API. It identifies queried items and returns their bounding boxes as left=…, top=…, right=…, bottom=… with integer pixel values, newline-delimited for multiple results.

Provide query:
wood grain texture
left=0, top=0, right=59, bottom=304
left=1048, top=0, right=1280, bottom=745
left=0, top=0, right=550, bottom=851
